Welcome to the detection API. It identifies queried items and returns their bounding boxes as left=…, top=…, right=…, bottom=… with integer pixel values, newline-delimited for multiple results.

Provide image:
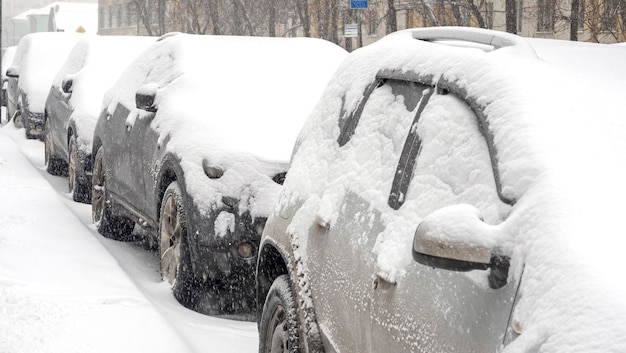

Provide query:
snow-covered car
left=44, top=35, right=156, bottom=203
left=4, top=47, right=20, bottom=124
left=6, top=32, right=85, bottom=138
left=256, top=27, right=626, bottom=352
left=92, top=33, right=347, bottom=318
left=1, top=46, right=17, bottom=111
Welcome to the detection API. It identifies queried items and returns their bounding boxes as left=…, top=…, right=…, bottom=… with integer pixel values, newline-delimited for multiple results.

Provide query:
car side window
left=394, top=89, right=509, bottom=223
left=337, top=79, right=430, bottom=147
left=330, top=79, right=432, bottom=210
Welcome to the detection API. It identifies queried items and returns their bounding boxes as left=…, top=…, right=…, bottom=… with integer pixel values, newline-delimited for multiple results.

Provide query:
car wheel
left=159, top=182, right=186, bottom=285
left=44, top=124, right=67, bottom=176
left=92, top=146, right=134, bottom=240
left=12, top=111, right=23, bottom=129
left=68, top=134, right=90, bottom=203
left=259, top=275, right=301, bottom=353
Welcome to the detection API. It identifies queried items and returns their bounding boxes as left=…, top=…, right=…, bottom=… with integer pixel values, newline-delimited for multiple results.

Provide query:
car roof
left=322, top=27, right=626, bottom=201
left=103, top=33, right=348, bottom=162
left=12, top=32, right=86, bottom=111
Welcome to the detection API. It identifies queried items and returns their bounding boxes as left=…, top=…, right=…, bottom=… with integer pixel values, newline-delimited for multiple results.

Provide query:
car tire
left=259, top=274, right=301, bottom=353
left=68, top=134, right=90, bottom=203
left=44, top=123, right=67, bottom=176
left=92, top=146, right=134, bottom=240
left=158, top=182, right=192, bottom=288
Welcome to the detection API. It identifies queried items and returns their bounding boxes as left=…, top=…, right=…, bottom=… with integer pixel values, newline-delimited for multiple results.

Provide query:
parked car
left=44, top=35, right=156, bottom=203
left=6, top=32, right=85, bottom=138
left=3, top=47, right=20, bottom=125
left=92, top=33, right=347, bottom=318
left=256, top=27, right=626, bottom=353
left=1, top=46, right=17, bottom=111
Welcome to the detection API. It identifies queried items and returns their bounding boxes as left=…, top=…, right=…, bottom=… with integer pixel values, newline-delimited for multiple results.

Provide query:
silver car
left=256, top=27, right=626, bottom=352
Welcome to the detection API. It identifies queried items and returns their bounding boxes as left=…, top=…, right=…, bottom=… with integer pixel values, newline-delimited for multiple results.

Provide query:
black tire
left=158, top=182, right=187, bottom=285
left=259, top=275, right=301, bottom=353
left=68, top=134, right=90, bottom=203
left=44, top=122, right=67, bottom=176
left=92, top=147, right=134, bottom=240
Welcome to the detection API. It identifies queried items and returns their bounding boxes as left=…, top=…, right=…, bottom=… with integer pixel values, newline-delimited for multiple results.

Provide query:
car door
left=102, top=102, right=146, bottom=207
left=304, top=79, right=427, bottom=352
left=367, top=87, right=517, bottom=352
left=131, top=110, right=159, bottom=219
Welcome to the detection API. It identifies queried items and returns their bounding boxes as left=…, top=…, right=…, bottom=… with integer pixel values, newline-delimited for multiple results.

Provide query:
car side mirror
left=135, top=84, right=158, bottom=112
left=62, top=78, right=73, bottom=94
left=412, top=204, right=510, bottom=289
left=6, top=66, right=19, bottom=78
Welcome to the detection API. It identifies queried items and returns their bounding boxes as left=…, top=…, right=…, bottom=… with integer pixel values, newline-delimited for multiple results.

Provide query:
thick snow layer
left=12, top=32, right=87, bottom=113
left=102, top=34, right=347, bottom=218
left=52, top=35, right=155, bottom=150
left=278, top=29, right=626, bottom=352
left=0, top=114, right=258, bottom=352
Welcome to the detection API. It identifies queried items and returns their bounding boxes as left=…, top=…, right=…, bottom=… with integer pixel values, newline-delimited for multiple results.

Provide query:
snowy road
left=0, top=116, right=258, bottom=353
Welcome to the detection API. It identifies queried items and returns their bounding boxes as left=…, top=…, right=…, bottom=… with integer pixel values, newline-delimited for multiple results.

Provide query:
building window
left=116, top=4, right=123, bottom=27
left=99, top=7, right=105, bottom=29
left=602, top=0, right=619, bottom=31
left=108, top=5, right=113, bottom=28
left=517, top=0, right=524, bottom=32
left=486, top=2, right=494, bottom=29
left=537, top=0, right=555, bottom=32
left=127, top=3, right=134, bottom=26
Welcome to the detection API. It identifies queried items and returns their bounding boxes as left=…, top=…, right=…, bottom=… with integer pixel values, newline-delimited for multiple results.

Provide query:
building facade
left=95, top=0, right=624, bottom=47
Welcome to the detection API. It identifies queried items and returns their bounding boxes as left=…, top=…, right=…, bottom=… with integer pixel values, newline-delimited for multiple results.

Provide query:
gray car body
left=7, top=33, right=84, bottom=138
left=92, top=33, right=347, bottom=318
left=44, top=35, right=156, bottom=201
left=256, top=27, right=626, bottom=352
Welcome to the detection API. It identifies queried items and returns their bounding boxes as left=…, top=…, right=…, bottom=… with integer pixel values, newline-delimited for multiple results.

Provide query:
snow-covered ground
left=0, top=107, right=258, bottom=352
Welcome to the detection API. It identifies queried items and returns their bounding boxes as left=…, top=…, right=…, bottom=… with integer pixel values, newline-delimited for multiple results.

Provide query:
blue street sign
left=350, top=0, right=368, bottom=9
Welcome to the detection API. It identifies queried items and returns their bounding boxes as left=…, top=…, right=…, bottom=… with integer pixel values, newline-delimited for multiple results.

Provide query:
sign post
left=347, top=0, right=368, bottom=49
left=344, top=24, right=359, bottom=38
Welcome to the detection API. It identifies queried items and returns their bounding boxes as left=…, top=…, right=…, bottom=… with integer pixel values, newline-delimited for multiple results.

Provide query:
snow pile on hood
left=279, top=28, right=626, bottom=352
left=12, top=32, right=87, bottom=113
left=52, top=35, right=156, bottom=149
left=101, top=34, right=347, bottom=217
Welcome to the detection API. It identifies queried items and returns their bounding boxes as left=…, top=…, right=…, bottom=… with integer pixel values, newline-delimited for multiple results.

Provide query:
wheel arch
left=256, top=241, right=289, bottom=321
left=155, top=155, right=183, bottom=220
left=257, top=239, right=326, bottom=352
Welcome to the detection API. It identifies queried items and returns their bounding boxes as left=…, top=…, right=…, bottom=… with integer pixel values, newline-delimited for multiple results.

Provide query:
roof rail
left=409, top=26, right=533, bottom=52
left=157, top=32, right=183, bottom=42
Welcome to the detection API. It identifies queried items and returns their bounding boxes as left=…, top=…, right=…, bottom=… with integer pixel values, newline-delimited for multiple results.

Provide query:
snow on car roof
left=286, top=29, right=626, bottom=353
left=12, top=32, right=87, bottom=112
left=103, top=33, right=348, bottom=163
left=52, top=35, right=156, bottom=146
